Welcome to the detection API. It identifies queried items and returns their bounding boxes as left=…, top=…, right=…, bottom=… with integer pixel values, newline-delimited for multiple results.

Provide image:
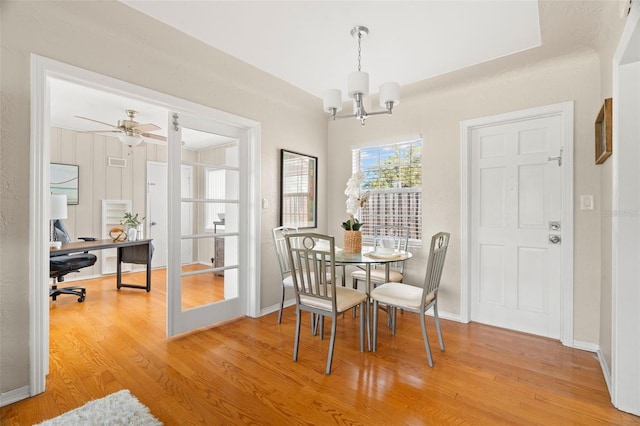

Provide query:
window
left=353, top=139, right=422, bottom=245
left=205, top=168, right=226, bottom=231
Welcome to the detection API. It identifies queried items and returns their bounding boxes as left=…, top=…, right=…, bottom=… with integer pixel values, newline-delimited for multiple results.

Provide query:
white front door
left=470, top=114, right=564, bottom=338
left=167, top=111, right=246, bottom=337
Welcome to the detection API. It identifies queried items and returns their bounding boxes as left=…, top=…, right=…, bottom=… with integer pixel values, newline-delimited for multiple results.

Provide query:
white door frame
left=611, top=2, right=640, bottom=414
left=29, top=55, right=261, bottom=396
left=460, top=101, right=574, bottom=347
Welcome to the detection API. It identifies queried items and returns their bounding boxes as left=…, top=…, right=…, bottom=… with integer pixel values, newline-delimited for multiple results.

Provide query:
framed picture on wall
left=50, top=163, right=79, bottom=205
left=595, top=98, right=612, bottom=164
left=280, top=149, right=317, bottom=228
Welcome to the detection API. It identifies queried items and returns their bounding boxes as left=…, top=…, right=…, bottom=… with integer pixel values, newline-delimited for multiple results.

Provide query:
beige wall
left=0, top=1, right=326, bottom=395
left=51, top=128, right=167, bottom=277
left=328, top=49, right=604, bottom=341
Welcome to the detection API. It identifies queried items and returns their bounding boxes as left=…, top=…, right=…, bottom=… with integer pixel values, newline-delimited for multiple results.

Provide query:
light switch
left=262, top=198, right=269, bottom=209
left=580, top=194, right=594, bottom=210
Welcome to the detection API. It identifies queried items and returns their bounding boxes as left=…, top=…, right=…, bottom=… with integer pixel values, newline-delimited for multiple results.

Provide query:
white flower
left=345, top=171, right=366, bottom=217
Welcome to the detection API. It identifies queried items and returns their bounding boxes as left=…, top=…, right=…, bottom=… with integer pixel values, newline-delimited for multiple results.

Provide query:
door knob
left=549, top=234, right=561, bottom=244
left=150, top=221, right=157, bottom=226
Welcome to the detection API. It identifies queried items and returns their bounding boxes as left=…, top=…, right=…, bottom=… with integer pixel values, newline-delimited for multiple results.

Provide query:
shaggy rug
left=35, top=389, right=162, bottom=425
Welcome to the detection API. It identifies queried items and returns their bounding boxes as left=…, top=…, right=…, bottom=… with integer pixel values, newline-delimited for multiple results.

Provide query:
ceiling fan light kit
left=323, top=26, right=400, bottom=126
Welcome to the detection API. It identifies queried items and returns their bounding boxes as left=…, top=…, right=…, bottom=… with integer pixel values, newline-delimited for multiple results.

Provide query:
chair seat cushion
left=300, top=287, right=367, bottom=312
left=351, top=269, right=403, bottom=283
left=50, top=253, right=97, bottom=277
left=370, top=283, right=434, bottom=310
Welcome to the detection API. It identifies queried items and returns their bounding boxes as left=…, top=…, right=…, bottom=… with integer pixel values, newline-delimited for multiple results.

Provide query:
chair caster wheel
left=78, top=297, right=85, bottom=303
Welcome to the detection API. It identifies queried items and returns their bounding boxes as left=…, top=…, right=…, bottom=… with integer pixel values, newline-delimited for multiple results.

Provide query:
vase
left=127, top=226, right=137, bottom=241
left=343, top=230, right=362, bottom=253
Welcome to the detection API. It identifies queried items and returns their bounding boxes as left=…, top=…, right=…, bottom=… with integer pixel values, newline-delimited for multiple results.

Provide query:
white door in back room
left=147, top=161, right=193, bottom=268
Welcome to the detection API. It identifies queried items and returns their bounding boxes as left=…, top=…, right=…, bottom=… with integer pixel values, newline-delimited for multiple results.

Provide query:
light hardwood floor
left=1, top=270, right=638, bottom=425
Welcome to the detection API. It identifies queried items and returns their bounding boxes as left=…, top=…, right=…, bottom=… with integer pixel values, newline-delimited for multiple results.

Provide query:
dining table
left=334, top=247, right=413, bottom=349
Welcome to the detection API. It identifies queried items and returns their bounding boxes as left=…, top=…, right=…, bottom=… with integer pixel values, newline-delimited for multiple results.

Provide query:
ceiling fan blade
left=76, top=130, right=122, bottom=134
left=74, top=116, right=119, bottom=129
left=132, top=123, right=161, bottom=133
left=141, top=133, right=167, bottom=142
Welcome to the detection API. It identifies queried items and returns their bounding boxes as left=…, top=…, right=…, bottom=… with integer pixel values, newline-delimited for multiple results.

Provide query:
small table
left=51, top=238, right=153, bottom=292
left=334, top=248, right=412, bottom=349
left=334, top=248, right=412, bottom=294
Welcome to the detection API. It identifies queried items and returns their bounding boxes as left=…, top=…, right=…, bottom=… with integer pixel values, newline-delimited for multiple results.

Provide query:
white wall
left=0, top=1, right=326, bottom=396
left=328, top=49, right=604, bottom=342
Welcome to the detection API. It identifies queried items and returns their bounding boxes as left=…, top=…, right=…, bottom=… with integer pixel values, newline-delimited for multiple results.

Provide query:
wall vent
left=108, top=157, right=127, bottom=168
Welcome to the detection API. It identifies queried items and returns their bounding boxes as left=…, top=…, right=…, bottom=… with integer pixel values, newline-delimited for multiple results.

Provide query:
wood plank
left=1, top=271, right=637, bottom=425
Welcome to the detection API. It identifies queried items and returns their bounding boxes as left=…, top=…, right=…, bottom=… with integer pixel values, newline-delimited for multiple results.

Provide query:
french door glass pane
left=180, top=127, right=239, bottom=311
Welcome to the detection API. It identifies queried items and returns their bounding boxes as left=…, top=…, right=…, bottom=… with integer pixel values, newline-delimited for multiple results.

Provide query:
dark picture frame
left=50, top=163, right=79, bottom=205
left=595, top=98, right=612, bottom=165
left=280, top=149, right=317, bottom=228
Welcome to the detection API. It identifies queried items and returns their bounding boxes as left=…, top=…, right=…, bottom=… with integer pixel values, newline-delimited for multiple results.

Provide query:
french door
left=166, top=111, right=245, bottom=337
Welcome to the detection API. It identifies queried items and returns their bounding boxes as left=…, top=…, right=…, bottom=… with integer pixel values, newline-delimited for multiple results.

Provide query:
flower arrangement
left=341, top=171, right=369, bottom=231
left=121, top=212, right=145, bottom=227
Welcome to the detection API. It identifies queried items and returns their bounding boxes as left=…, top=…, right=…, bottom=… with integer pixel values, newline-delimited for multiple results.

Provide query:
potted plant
left=342, top=171, right=369, bottom=253
left=121, top=212, right=145, bottom=241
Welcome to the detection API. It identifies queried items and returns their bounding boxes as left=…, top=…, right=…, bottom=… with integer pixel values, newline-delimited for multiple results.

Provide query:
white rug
left=35, top=389, right=162, bottom=426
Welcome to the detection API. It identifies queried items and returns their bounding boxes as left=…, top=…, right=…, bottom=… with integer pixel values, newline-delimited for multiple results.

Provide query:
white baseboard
left=0, top=385, right=30, bottom=407
left=260, top=299, right=295, bottom=317
left=596, top=348, right=613, bottom=396
left=572, top=339, right=599, bottom=353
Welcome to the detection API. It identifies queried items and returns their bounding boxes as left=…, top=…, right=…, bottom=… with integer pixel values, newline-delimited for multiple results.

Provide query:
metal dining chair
left=370, top=232, right=450, bottom=367
left=272, top=226, right=299, bottom=324
left=284, top=232, right=368, bottom=374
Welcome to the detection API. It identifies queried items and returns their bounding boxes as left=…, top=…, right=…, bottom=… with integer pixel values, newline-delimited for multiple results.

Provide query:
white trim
left=572, top=340, right=599, bottom=353
left=29, top=55, right=261, bottom=397
left=460, top=101, right=575, bottom=346
left=596, top=347, right=613, bottom=396
left=611, top=1, right=640, bottom=415
left=0, top=386, right=31, bottom=408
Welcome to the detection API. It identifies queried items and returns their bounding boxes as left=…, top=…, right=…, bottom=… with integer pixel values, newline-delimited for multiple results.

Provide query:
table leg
left=117, top=247, right=122, bottom=289
left=146, top=241, right=151, bottom=292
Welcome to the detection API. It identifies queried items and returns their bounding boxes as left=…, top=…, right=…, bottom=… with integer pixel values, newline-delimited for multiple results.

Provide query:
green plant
left=121, top=212, right=145, bottom=227
left=341, top=218, right=362, bottom=231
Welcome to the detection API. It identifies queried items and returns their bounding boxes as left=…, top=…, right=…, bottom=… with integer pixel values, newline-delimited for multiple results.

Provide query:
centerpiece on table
left=342, top=171, right=369, bottom=253
left=121, top=212, right=145, bottom=241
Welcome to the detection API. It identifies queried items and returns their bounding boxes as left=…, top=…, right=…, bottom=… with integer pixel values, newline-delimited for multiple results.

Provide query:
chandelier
left=322, top=26, right=400, bottom=126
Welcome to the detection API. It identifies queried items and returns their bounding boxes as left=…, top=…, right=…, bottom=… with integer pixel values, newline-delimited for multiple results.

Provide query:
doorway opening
left=30, top=55, right=261, bottom=396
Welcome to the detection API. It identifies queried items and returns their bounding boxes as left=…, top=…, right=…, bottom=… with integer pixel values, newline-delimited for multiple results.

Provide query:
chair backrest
left=422, top=232, right=450, bottom=305
left=373, top=225, right=410, bottom=272
left=284, top=232, right=337, bottom=312
left=272, top=226, right=298, bottom=280
left=52, top=219, right=72, bottom=243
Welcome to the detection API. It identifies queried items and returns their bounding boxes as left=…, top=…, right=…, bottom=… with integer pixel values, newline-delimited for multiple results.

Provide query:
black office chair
left=50, top=219, right=97, bottom=302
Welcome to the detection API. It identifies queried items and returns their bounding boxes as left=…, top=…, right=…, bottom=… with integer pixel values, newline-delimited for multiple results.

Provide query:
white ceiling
left=121, top=0, right=541, bottom=99
left=49, top=1, right=559, bottom=145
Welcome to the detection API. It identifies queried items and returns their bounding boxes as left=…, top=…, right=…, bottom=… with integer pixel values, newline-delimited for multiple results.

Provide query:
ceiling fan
left=75, top=109, right=166, bottom=147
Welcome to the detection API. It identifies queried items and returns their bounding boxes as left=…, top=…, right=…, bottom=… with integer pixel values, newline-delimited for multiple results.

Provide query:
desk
left=50, top=239, right=153, bottom=292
